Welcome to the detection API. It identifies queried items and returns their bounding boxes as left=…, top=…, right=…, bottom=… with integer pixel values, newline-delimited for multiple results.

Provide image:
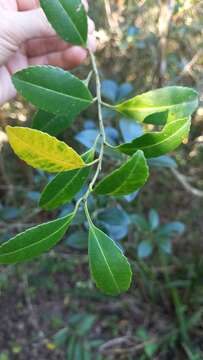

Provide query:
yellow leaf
left=6, top=126, right=84, bottom=173
left=45, top=342, right=56, bottom=351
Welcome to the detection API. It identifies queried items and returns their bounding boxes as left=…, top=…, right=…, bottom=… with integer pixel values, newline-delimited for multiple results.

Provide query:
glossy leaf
left=6, top=126, right=84, bottom=173
left=117, top=117, right=191, bottom=158
left=95, top=150, right=149, bottom=196
left=88, top=220, right=132, bottom=295
left=40, top=0, right=88, bottom=46
left=0, top=213, right=74, bottom=264
left=12, top=66, right=93, bottom=117
left=32, top=110, right=75, bottom=136
left=114, top=86, right=198, bottom=124
left=39, top=150, right=94, bottom=210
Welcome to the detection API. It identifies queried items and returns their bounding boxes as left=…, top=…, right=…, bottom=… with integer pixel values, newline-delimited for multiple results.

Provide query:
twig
left=171, top=168, right=203, bottom=198
left=82, top=50, right=106, bottom=201
left=99, top=335, right=158, bottom=355
left=103, top=0, right=113, bottom=28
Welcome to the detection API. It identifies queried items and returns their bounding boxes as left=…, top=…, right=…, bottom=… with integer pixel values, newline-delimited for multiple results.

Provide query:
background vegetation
left=0, top=0, right=203, bottom=359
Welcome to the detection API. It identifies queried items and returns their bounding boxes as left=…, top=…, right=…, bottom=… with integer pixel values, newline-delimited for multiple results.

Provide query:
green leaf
left=0, top=213, right=74, bottom=264
left=53, top=328, right=69, bottom=347
left=32, top=110, right=75, bottom=136
left=94, top=150, right=149, bottom=196
left=158, top=222, right=185, bottom=236
left=117, top=117, right=191, bottom=158
left=12, top=66, right=93, bottom=117
left=88, top=219, right=132, bottom=296
left=39, top=149, right=94, bottom=210
left=67, top=336, right=77, bottom=359
left=40, top=0, right=88, bottom=46
left=6, top=126, right=85, bottom=173
left=131, top=214, right=149, bottom=231
left=77, top=314, right=96, bottom=336
left=113, top=86, right=199, bottom=124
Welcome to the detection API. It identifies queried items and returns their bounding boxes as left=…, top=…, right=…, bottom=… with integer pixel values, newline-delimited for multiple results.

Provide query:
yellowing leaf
left=6, top=126, right=84, bottom=173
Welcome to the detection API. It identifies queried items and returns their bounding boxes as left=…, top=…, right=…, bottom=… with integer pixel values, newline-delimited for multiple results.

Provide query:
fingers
left=29, top=46, right=88, bottom=69
left=17, top=0, right=87, bottom=12
left=14, top=8, right=55, bottom=42
left=26, top=16, right=95, bottom=58
left=88, top=17, right=95, bottom=34
left=0, top=66, right=16, bottom=106
left=17, top=0, right=39, bottom=11
left=26, top=37, right=70, bottom=58
left=16, top=7, right=95, bottom=45
left=28, top=30, right=96, bottom=68
left=82, top=0, right=88, bottom=11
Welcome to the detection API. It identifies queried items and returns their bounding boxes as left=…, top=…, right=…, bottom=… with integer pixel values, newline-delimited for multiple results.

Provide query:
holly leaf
left=113, top=86, right=198, bottom=124
left=12, top=66, right=93, bottom=117
left=0, top=213, right=74, bottom=264
left=94, top=150, right=149, bottom=196
left=117, top=117, right=191, bottom=158
left=39, top=149, right=94, bottom=210
left=88, top=220, right=132, bottom=295
left=6, top=126, right=84, bottom=173
left=40, top=0, right=88, bottom=46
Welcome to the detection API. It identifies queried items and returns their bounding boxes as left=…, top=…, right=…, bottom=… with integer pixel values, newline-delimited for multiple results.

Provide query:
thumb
left=14, top=8, right=55, bottom=42
left=0, top=8, right=55, bottom=64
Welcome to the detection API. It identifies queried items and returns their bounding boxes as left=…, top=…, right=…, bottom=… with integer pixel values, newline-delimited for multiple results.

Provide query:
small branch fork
left=171, top=167, right=203, bottom=198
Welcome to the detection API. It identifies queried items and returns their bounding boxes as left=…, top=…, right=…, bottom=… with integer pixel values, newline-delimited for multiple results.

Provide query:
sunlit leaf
left=117, top=117, right=191, bottom=158
left=88, top=220, right=132, bottom=295
left=6, top=126, right=84, bottom=173
left=0, top=213, right=74, bottom=264
left=113, top=86, right=198, bottom=124
left=40, top=0, right=88, bottom=46
left=12, top=66, right=93, bottom=117
left=95, top=150, right=149, bottom=196
left=39, top=149, right=94, bottom=210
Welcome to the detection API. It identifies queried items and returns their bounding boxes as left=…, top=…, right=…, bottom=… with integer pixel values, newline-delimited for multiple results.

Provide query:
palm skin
left=0, top=0, right=95, bottom=105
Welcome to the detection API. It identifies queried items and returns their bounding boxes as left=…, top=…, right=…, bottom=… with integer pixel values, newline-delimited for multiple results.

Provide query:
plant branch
left=81, top=50, right=107, bottom=202
left=171, top=168, right=203, bottom=198
left=74, top=51, right=108, bottom=214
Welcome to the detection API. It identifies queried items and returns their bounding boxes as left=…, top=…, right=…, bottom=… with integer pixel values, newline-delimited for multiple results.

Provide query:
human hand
left=0, top=0, right=95, bottom=105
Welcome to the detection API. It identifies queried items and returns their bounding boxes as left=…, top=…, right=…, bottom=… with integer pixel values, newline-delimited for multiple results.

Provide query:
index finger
left=17, top=0, right=39, bottom=11
left=17, top=0, right=88, bottom=11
